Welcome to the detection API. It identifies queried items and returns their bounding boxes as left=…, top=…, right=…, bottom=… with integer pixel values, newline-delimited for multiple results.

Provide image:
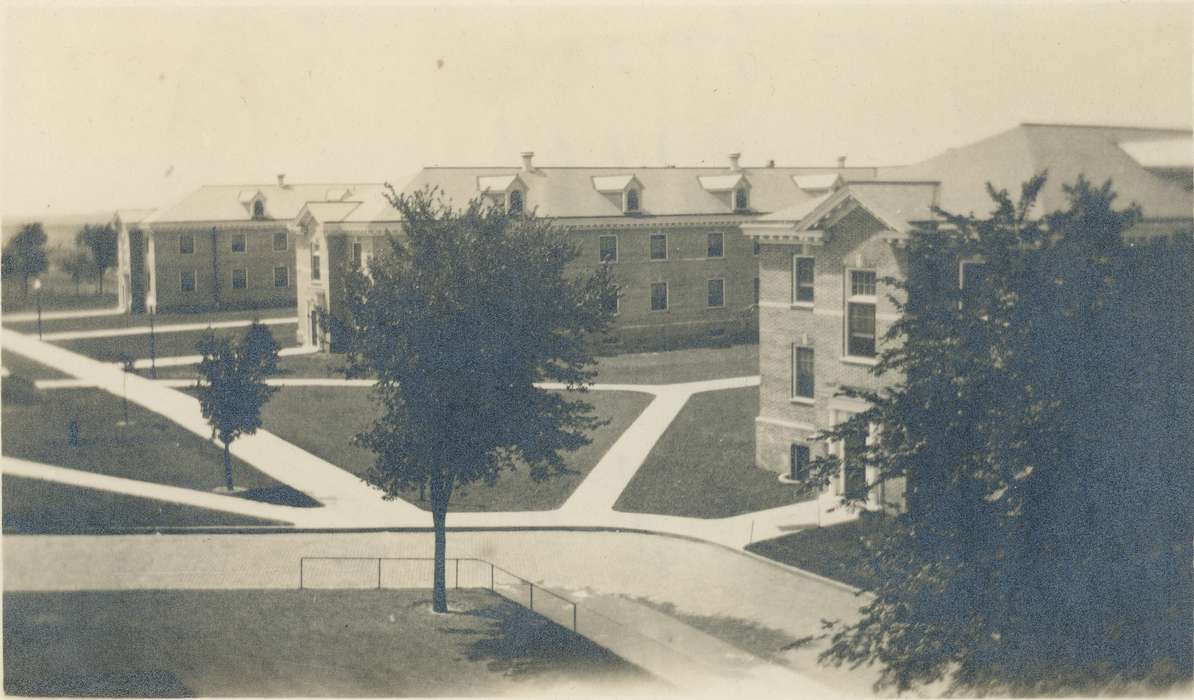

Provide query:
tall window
left=352, top=242, right=363, bottom=269
left=179, top=233, right=194, bottom=255
left=847, top=270, right=877, bottom=358
left=311, top=254, right=322, bottom=282
left=231, top=233, right=246, bottom=253
left=792, top=346, right=815, bottom=399
left=790, top=444, right=811, bottom=482
left=753, top=240, right=761, bottom=256
left=273, top=231, right=288, bottom=251
left=231, top=268, right=247, bottom=290
left=707, top=278, right=725, bottom=307
left=649, top=234, right=667, bottom=261
left=180, top=270, right=196, bottom=292
left=753, top=277, right=760, bottom=305
left=599, top=235, right=618, bottom=263
left=793, top=255, right=815, bottom=303
left=650, top=282, right=668, bottom=311
left=707, top=232, right=724, bottom=258
left=625, top=188, right=640, bottom=213
left=274, top=265, right=289, bottom=289
left=508, top=189, right=523, bottom=215
left=252, top=200, right=266, bottom=220
left=734, top=186, right=749, bottom=211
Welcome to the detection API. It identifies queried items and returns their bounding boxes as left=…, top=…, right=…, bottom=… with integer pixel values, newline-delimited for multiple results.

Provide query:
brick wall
left=755, top=207, right=907, bottom=477
left=149, top=224, right=297, bottom=312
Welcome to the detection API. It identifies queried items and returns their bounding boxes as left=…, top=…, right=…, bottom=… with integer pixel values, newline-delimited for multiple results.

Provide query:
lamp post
left=32, top=278, right=43, bottom=339
left=149, top=312, right=157, bottom=379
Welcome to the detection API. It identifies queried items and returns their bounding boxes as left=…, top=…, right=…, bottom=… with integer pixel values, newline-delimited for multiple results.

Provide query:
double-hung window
left=179, top=233, right=194, bottom=255
left=180, top=270, right=196, bottom=292
left=272, top=231, right=288, bottom=252
left=231, top=233, right=246, bottom=253
left=707, top=278, right=725, bottom=307
left=792, top=346, right=815, bottom=400
left=231, top=268, right=247, bottom=290
left=599, top=235, right=618, bottom=263
left=846, top=270, right=878, bottom=358
left=650, top=282, right=668, bottom=311
left=790, top=444, right=811, bottom=481
left=274, top=265, right=289, bottom=288
left=792, top=255, right=815, bottom=303
left=707, top=232, right=724, bottom=258
left=649, top=234, right=667, bottom=261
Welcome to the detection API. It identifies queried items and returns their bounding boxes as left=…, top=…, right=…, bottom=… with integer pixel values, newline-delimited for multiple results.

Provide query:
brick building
left=130, top=178, right=379, bottom=313
left=745, top=123, right=1193, bottom=511
left=294, top=153, right=878, bottom=351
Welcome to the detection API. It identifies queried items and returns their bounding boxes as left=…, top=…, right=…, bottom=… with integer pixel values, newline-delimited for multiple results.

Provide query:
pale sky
left=2, top=2, right=1191, bottom=218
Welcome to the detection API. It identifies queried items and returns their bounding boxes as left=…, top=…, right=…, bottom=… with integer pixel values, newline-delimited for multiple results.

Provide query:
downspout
left=211, top=226, right=221, bottom=309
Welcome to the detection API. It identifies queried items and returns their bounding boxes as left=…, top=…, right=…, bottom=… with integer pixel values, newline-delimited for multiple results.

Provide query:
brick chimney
left=521, top=151, right=535, bottom=172
left=837, top=156, right=846, bottom=169
left=728, top=153, right=742, bottom=172
left=276, top=173, right=287, bottom=188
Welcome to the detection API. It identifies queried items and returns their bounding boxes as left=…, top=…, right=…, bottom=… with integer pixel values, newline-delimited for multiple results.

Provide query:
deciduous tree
left=76, top=223, right=117, bottom=294
left=340, top=186, right=617, bottom=612
left=3, top=223, right=49, bottom=297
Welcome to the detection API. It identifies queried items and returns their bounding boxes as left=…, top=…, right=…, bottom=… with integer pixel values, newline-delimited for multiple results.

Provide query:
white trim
left=840, top=355, right=880, bottom=368
left=706, top=277, right=726, bottom=308
left=844, top=268, right=879, bottom=360
left=792, top=253, right=815, bottom=305
left=791, top=344, right=815, bottom=401
left=649, top=232, right=668, bottom=261
left=755, top=415, right=817, bottom=432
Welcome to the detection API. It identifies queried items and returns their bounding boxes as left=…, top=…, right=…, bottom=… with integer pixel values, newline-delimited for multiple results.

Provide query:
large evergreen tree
left=810, top=175, right=1193, bottom=694
left=339, top=186, right=617, bottom=613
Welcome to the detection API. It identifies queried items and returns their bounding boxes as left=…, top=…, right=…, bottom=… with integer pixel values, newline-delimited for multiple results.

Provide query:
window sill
left=777, top=473, right=806, bottom=485
left=840, top=355, right=879, bottom=367
left=790, top=302, right=814, bottom=310
left=789, top=396, right=815, bottom=406
left=649, top=258, right=669, bottom=263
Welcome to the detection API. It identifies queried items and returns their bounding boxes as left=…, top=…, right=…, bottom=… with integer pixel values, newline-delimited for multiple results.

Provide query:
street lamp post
left=32, top=278, right=43, bottom=339
left=149, top=312, right=157, bottom=379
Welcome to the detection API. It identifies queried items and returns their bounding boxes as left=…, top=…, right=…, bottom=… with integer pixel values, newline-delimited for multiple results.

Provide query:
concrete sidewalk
left=2, top=305, right=123, bottom=323
left=40, top=316, right=296, bottom=341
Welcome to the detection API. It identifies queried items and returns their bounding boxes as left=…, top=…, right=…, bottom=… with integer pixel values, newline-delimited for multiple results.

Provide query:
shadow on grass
left=238, top=485, right=321, bottom=508
left=434, top=596, right=641, bottom=683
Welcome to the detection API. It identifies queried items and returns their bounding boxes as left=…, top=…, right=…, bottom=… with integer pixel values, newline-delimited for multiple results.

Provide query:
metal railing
left=298, top=556, right=578, bottom=632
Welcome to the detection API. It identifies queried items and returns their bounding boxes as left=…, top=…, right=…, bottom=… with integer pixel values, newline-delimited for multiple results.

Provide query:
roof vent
left=837, top=156, right=846, bottom=169
left=277, top=173, right=288, bottom=188
left=767, top=159, right=776, bottom=168
left=521, top=152, right=535, bottom=172
left=728, top=153, right=742, bottom=172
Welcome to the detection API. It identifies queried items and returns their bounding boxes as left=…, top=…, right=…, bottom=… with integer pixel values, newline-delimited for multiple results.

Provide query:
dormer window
left=252, top=200, right=266, bottom=220
left=625, top=188, right=640, bottom=213
left=734, top=186, right=750, bottom=211
left=508, top=189, right=524, bottom=215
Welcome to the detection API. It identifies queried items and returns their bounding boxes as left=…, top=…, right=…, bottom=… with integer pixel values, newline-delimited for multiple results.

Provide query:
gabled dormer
left=792, top=173, right=845, bottom=195
left=476, top=173, right=527, bottom=214
left=592, top=174, right=644, bottom=214
left=239, top=189, right=269, bottom=220
left=698, top=152, right=751, bottom=211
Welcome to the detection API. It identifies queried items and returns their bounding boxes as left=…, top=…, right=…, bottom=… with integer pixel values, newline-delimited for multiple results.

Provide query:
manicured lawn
left=1, top=274, right=117, bottom=313
left=2, top=475, right=284, bottom=532
left=745, top=513, right=889, bottom=590
left=3, top=307, right=296, bottom=335
left=2, top=387, right=318, bottom=507
left=56, top=323, right=298, bottom=362
left=4, top=589, right=653, bottom=697
left=592, top=343, right=758, bottom=384
left=2, top=348, right=69, bottom=379
left=613, top=386, right=813, bottom=518
left=150, top=349, right=343, bottom=380
left=260, top=386, right=653, bottom=511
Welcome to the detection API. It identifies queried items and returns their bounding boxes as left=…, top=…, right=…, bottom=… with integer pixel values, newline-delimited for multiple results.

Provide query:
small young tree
left=340, top=186, right=617, bottom=613
left=76, top=223, right=118, bottom=294
left=809, top=175, right=1194, bottom=694
left=241, top=319, right=281, bottom=376
left=195, top=322, right=281, bottom=491
left=3, top=223, right=49, bottom=297
left=59, top=248, right=94, bottom=296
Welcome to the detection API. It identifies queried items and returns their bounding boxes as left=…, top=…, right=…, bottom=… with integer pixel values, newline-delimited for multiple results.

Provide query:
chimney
left=836, top=156, right=846, bottom=169
left=766, top=159, right=776, bottom=168
left=276, top=173, right=287, bottom=188
left=728, top=152, right=742, bottom=172
left=521, top=151, right=535, bottom=172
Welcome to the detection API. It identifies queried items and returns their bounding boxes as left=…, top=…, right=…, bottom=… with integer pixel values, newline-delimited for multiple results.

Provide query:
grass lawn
left=1, top=275, right=117, bottom=314
left=260, top=386, right=653, bottom=511
left=3, top=307, right=296, bottom=335
left=613, top=386, right=813, bottom=518
left=2, top=387, right=318, bottom=508
left=4, top=589, right=654, bottom=697
left=2, top=348, right=69, bottom=379
left=745, top=513, right=888, bottom=590
left=2, top=475, right=284, bottom=532
left=56, top=323, right=298, bottom=362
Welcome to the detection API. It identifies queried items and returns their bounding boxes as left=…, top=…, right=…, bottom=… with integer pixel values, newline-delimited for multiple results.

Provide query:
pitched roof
left=144, top=182, right=386, bottom=224
left=758, top=181, right=939, bottom=233
left=297, top=184, right=404, bottom=225
left=402, top=165, right=881, bottom=218
left=878, top=123, right=1193, bottom=220
left=112, top=208, right=157, bottom=226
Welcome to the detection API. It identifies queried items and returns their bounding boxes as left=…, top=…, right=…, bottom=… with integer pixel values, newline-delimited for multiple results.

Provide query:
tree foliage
left=808, top=175, right=1194, bottom=694
left=339, top=186, right=617, bottom=612
left=195, top=321, right=281, bottom=491
left=58, top=248, right=94, bottom=296
left=3, top=223, right=49, bottom=296
left=76, top=223, right=117, bottom=294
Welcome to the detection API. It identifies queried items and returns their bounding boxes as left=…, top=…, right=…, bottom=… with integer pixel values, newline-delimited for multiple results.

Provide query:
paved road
left=4, top=529, right=881, bottom=697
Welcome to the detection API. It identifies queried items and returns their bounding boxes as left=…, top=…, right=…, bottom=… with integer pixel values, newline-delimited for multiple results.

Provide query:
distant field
left=3, top=588, right=654, bottom=697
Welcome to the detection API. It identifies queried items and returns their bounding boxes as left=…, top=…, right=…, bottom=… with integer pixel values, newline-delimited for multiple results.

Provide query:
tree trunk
left=429, top=473, right=455, bottom=613
left=223, top=441, right=234, bottom=491
left=21, top=274, right=28, bottom=298
left=98, top=270, right=104, bottom=295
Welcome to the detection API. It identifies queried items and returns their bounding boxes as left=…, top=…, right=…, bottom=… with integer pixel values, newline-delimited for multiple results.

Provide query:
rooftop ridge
left=1019, top=121, right=1192, bottom=133
left=419, top=165, right=885, bottom=171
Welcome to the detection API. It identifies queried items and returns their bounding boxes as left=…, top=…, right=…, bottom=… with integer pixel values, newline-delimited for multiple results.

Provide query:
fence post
left=377, top=558, right=382, bottom=589
left=455, top=559, right=460, bottom=589
left=572, top=604, right=577, bottom=632
left=529, top=582, right=534, bottom=611
left=490, top=562, right=495, bottom=591
left=299, top=558, right=303, bottom=590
